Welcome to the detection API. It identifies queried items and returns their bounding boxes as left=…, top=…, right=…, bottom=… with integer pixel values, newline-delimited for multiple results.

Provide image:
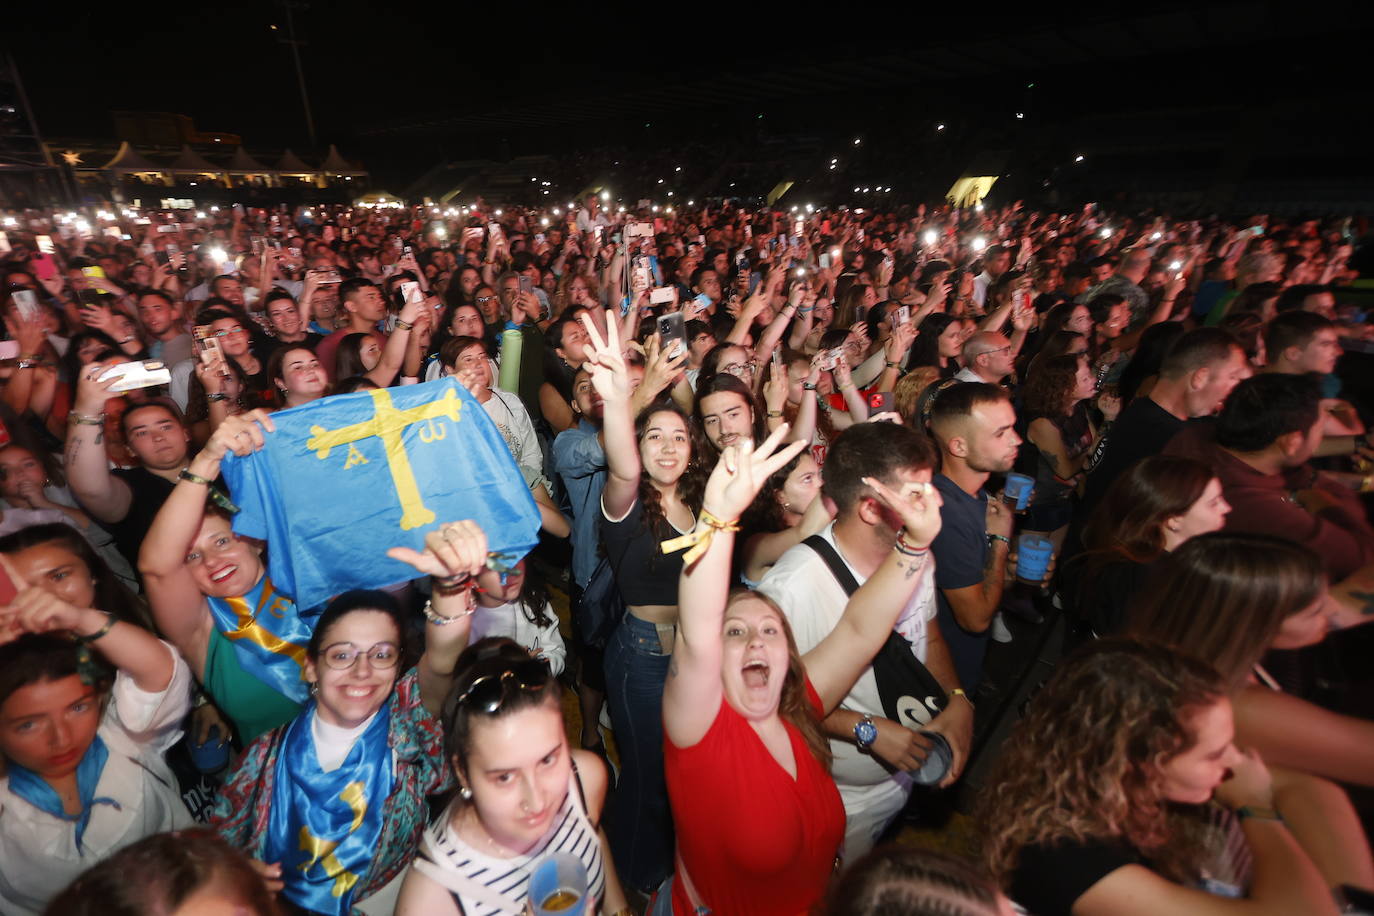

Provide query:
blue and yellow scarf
left=263, top=700, right=394, bottom=915
left=206, top=576, right=312, bottom=705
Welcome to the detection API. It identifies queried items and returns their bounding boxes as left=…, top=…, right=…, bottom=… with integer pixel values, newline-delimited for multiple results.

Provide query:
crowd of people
left=0, top=192, right=1371, bottom=915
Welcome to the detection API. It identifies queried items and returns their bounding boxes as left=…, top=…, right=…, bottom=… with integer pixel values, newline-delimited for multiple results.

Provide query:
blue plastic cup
left=189, top=724, right=230, bottom=774
left=529, top=852, right=588, bottom=916
left=1003, top=473, right=1034, bottom=511
left=1016, top=534, right=1054, bottom=583
left=911, top=731, right=953, bottom=786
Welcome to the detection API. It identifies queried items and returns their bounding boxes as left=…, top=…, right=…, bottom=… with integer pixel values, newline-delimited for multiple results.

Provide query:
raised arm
left=802, top=475, right=942, bottom=712
left=664, top=426, right=807, bottom=748
left=365, top=298, right=422, bottom=387
left=6, top=587, right=174, bottom=693
left=386, top=520, right=488, bottom=716
left=139, top=411, right=273, bottom=666
left=64, top=361, right=133, bottom=523
left=580, top=309, right=640, bottom=520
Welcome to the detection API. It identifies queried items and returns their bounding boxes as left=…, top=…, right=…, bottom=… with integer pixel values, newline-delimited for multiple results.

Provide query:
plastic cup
left=911, top=731, right=953, bottom=786
left=529, top=852, right=588, bottom=916
left=1016, top=533, right=1054, bottom=583
left=189, top=724, right=230, bottom=774
left=1003, top=473, right=1034, bottom=511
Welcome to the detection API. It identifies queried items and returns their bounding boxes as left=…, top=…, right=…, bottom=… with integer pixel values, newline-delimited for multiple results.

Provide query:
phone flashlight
left=1100, top=228, right=1113, bottom=238
left=922, top=229, right=938, bottom=246
left=1169, top=260, right=1182, bottom=272
left=972, top=237, right=987, bottom=252
left=795, top=268, right=806, bottom=278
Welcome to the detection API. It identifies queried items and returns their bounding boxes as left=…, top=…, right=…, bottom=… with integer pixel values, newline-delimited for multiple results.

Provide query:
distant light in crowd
left=1075, top=155, right=1085, bottom=162
left=972, top=237, right=987, bottom=252
left=1100, top=228, right=1113, bottom=238
left=600, top=191, right=610, bottom=201
left=923, top=230, right=938, bottom=245
left=196, top=211, right=206, bottom=218
left=853, top=138, right=861, bottom=145
left=1016, top=112, right=1024, bottom=119
left=541, top=217, right=549, bottom=226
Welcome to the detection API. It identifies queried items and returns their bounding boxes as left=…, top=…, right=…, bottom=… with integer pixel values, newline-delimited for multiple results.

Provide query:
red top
left=665, top=679, right=844, bottom=916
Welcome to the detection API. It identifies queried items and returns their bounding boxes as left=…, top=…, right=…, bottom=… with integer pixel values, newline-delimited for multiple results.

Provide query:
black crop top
left=600, top=498, right=692, bottom=607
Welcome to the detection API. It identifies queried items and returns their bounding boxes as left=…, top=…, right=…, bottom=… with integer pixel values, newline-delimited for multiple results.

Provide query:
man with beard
left=927, top=383, right=1021, bottom=690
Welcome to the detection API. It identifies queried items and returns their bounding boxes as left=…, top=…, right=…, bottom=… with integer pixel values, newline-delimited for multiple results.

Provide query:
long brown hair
left=725, top=589, right=831, bottom=770
left=1080, top=455, right=1215, bottom=563
left=633, top=399, right=707, bottom=539
left=1127, top=533, right=1326, bottom=689
left=976, top=638, right=1226, bottom=886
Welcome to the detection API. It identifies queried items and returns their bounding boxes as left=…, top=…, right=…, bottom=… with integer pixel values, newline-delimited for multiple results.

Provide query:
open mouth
left=742, top=659, right=770, bottom=689
left=341, top=685, right=378, bottom=700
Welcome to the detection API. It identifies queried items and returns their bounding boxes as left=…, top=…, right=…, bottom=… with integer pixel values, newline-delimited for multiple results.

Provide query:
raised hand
left=578, top=309, right=631, bottom=403
left=862, top=474, right=943, bottom=549
left=202, top=409, right=276, bottom=462
left=701, top=422, right=807, bottom=524
left=386, top=519, right=489, bottom=581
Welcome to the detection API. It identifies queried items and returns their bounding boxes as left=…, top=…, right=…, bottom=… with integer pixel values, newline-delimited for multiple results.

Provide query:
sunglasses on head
left=454, top=658, right=550, bottom=714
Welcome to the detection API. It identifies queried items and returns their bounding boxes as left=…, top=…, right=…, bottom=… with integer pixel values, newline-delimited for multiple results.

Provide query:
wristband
left=767, top=410, right=783, bottom=418
left=179, top=469, right=213, bottom=486
left=68, top=412, right=106, bottom=426
left=885, top=360, right=903, bottom=369
left=206, top=392, right=230, bottom=403
left=394, top=318, right=414, bottom=331
left=949, top=687, right=974, bottom=709
left=660, top=508, right=740, bottom=565
left=988, top=533, right=1011, bottom=548
left=73, top=611, right=114, bottom=645
left=802, top=382, right=818, bottom=391
left=431, top=574, right=474, bottom=597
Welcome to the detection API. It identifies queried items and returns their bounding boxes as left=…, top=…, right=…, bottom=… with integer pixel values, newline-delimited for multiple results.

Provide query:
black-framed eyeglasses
left=322, top=642, right=400, bottom=670
left=454, top=658, right=550, bottom=713
left=722, top=362, right=755, bottom=377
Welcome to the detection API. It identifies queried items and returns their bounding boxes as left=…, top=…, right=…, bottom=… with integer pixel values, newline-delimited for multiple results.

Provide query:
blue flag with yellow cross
left=221, top=378, right=540, bottom=609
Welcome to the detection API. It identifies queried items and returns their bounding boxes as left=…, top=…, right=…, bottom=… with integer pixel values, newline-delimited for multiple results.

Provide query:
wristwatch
left=853, top=714, right=878, bottom=751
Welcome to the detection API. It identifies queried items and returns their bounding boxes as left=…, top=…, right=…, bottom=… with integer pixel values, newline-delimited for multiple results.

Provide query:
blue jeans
left=603, top=613, right=674, bottom=893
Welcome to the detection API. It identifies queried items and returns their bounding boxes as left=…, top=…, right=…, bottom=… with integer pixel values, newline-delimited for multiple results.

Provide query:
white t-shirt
left=469, top=600, right=567, bottom=677
left=757, top=522, right=937, bottom=788
left=481, top=388, right=545, bottom=490
left=0, top=641, right=193, bottom=915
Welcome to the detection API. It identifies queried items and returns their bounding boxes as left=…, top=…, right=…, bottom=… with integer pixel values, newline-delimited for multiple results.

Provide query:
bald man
left=954, top=332, right=1016, bottom=385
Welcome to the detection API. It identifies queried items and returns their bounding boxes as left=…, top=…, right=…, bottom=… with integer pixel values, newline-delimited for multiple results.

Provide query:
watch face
left=855, top=719, right=878, bottom=747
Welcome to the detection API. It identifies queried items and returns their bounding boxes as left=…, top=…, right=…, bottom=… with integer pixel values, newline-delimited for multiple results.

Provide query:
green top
left=203, top=626, right=303, bottom=744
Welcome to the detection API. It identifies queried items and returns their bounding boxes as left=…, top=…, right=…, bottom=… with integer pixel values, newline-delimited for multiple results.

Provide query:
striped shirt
left=419, top=769, right=604, bottom=915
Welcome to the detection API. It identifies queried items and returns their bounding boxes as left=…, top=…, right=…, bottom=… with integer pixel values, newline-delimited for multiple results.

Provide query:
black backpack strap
left=802, top=534, right=861, bottom=596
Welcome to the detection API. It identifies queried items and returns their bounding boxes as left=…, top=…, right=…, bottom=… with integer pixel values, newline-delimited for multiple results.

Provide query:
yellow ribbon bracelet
left=661, top=509, right=740, bottom=565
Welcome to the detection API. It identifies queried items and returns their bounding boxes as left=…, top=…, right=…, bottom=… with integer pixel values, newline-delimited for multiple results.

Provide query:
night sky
left=9, top=1, right=1374, bottom=164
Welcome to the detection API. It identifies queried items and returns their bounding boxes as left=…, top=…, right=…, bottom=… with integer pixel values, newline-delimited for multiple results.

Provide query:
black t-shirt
left=107, top=467, right=176, bottom=570
left=1059, top=556, right=1154, bottom=636
left=1010, top=836, right=1144, bottom=916
left=274, top=331, right=324, bottom=354
left=1081, top=397, right=1185, bottom=515
left=600, top=499, right=690, bottom=607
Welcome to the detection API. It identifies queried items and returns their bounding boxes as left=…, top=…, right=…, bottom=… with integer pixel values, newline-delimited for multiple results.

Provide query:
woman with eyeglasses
left=395, top=637, right=631, bottom=916
left=212, top=522, right=489, bottom=916
left=580, top=308, right=707, bottom=896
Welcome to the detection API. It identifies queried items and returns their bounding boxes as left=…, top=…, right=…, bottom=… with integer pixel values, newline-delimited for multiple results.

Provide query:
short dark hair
left=120, top=398, right=187, bottom=438
left=1159, top=328, right=1241, bottom=379
left=1275, top=283, right=1330, bottom=314
left=0, top=633, right=108, bottom=711
left=928, top=382, right=1012, bottom=441
left=262, top=288, right=297, bottom=310
left=1086, top=292, right=1126, bottom=323
left=307, top=589, right=412, bottom=669
left=1215, top=374, right=1321, bottom=452
left=338, top=277, right=376, bottom=303
left=1265, top=310, right=1334, bottom=359
left=822, top=422, right=938, bottom=515
left=136, top=288, right=175, bottom=308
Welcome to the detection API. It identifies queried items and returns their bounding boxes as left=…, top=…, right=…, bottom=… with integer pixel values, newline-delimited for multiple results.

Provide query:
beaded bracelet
left=68, top=412, right=105, bottom=427
left=422, top=598, right=475, bottom=626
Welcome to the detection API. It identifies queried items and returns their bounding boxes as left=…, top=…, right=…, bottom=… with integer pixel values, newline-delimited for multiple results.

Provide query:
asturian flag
left=221, top=378, right=540, bottom=609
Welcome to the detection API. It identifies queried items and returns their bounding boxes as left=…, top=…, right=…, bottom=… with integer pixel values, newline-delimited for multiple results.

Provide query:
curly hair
left=1021, top=354, right=1084, bottom=419
left=976, top=637, right=1226, bottom=887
